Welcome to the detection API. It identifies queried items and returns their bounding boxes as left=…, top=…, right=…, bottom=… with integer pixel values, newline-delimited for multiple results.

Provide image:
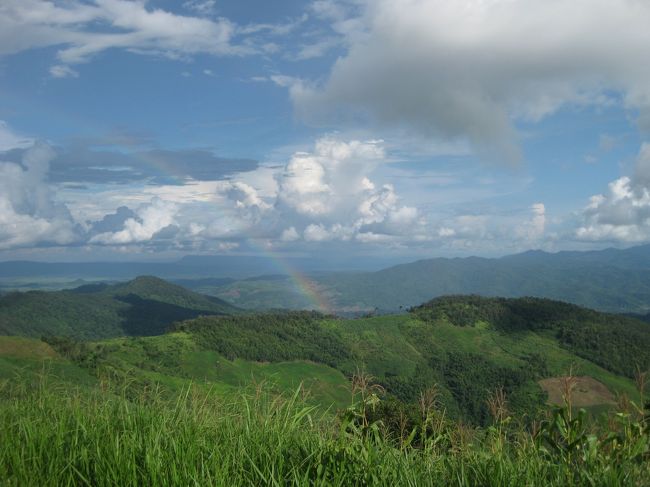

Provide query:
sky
left=1, top=0, right=650, bottom=264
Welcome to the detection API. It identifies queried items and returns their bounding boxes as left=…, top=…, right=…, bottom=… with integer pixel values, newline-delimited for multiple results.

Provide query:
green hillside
left=175, top=298, right=648, bottom=423
left=2, top=294, right=647, bottom=425
left=0, top=276, right=239, bottom=340
left=2, top=295, right=649, bottom=485
left=3, top=296, right=639, bottom=427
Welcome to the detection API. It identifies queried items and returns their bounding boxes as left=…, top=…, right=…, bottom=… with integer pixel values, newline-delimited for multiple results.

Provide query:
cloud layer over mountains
left=2, top=1, right=650, bottom=257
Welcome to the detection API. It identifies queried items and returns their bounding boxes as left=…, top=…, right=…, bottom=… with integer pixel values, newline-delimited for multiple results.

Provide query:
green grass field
left=2, top=294, right=649, bottom=485
left=1, top=373, right=648, bottom=486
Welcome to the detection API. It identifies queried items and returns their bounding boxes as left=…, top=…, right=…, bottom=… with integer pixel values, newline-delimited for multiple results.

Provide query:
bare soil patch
left=539, top=376, right=616, bottom=407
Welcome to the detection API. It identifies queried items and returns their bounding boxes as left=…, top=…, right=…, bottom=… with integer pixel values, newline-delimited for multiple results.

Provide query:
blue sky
left=1, top=0, right=650, bottom=263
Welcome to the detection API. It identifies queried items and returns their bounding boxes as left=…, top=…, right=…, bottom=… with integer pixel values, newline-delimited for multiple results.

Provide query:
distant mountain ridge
left=5, top=244, right=650, bottom=313
left=0, top=276, right=238, bottom=339
left=318, top=247, right=650, bottom=313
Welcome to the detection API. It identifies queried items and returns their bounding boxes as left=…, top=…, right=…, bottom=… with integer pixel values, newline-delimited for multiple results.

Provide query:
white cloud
left=577, top=144, right=650, bottom=242
left=281, top=226, right=300, bottom=242
left=293, top=37, right=340, bottom=60
left=277, top=137, right=385, bottom=217
left=0, top=123, right=558, bottom=254
left=90, top=197, right=177, bottom=244
left=0, top=0, right=298, bottom=75
left=49, top=64, right=78, bottom=78
left=0, top=142, right=78, bottom=250
left=304, top=223, right=332, bottom=242
left=183, top=0, right=217, bottom=16
left=310, top=1, right=348, bottom=22
left=284, top=0, right=650, bottom=163
left=515, top=203, right=546, bottom=241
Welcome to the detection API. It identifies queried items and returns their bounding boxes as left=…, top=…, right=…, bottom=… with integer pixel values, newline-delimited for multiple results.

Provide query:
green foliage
left=1, top=377, right=648, bottom=486
left=164, top=302, right=645, bottom=425
left=441, top=351, right=546, bottom=425
left=0, top=276, right=238, bottom=339
left=172, top=311, right=349, bottom=368
left=2, top=293, right=647, bottom=427
left=413, top=296, right=650, bottom=378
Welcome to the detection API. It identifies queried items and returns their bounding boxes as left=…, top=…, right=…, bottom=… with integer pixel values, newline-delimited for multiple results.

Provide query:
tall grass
left=1, top=376, right=648, bottom=486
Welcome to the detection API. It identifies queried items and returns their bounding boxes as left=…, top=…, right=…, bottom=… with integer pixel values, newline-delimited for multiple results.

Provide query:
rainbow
left=137, top=151, right=187, bottom=185
left=243, top=239, right=333, bottom=314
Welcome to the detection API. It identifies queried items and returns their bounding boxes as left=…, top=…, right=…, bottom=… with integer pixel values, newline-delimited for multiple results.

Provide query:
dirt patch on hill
left=539, top=376, right=616, bottom=407
left=0, top=336, right=59, bottom=359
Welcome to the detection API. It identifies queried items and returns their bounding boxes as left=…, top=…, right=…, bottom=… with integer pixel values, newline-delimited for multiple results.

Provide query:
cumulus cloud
left=0, top=143, right=79, bottom=250
left=280, top=226, right=300, bottom=242
left=284, top=0, right=650, bottom=163
left=277, top=137, right=385, bottom=216
left=90, top=197, right=178, bottom=245
left=577, top=144, right=650, bottom=242
left=0, top=125, right=553, bottom=254
left=516, top=203, right=546, bottom=241
left=271, top=137, right=422, bottom=244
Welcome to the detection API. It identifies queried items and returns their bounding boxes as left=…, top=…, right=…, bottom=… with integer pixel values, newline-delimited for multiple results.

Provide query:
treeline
left=172, top=311, right=350, bottom=368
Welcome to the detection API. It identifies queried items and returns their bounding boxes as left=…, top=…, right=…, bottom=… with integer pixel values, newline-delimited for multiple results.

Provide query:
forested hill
left=411, top=295, right=650, bottom=377
left=159, top=296, right=649, bottom=425
left=316, top=246, right=650, bottom=313
left=2, top=294, right=648, bottom=427
left=0, top=276, right=239, bottom=340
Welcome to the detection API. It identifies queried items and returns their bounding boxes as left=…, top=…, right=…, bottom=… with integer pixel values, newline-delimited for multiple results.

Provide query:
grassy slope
left=163, top=301, right=644, bottom=423
left=0, top=333, right=350, bottom=410
left=4, top=381, right=648, bottom=486
left=1, top=296, right=645, bottom=423
left=327, top=315, right=637, bottom=413
left=2, top=295, right=649, bottom=485
left=0, top=336, right=97, bottom=387
left=95, top=332, right=350, bottom=408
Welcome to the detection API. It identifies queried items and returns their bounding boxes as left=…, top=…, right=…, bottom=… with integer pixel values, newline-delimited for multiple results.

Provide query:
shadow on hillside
left=116, top=294, right=224, bottom=336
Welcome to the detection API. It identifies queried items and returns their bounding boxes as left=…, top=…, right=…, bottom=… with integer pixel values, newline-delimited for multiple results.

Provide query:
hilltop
left=0, top=276, right=238, bottom=339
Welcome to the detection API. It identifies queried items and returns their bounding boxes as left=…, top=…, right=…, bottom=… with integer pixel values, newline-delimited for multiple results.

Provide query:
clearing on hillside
left=0, top=336, right=58, bottom=360
left=539, top=376, right=616, bottom=407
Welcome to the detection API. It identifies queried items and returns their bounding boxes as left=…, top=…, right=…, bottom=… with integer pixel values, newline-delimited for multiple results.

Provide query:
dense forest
left=0, top=276, right=238, bottom=339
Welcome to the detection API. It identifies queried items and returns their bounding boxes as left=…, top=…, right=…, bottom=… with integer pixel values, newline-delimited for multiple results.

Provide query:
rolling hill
left=3, top=295, right=647, bottom=427
left=0, top=276, right=239, bottom=339
left=158, top=296, right=650, bottom=423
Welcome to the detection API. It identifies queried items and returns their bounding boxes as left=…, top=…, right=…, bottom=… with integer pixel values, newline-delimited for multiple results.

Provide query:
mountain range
left=5, top=244, right=650, bottom=313
left=210, top=244, right=650, bottom=313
